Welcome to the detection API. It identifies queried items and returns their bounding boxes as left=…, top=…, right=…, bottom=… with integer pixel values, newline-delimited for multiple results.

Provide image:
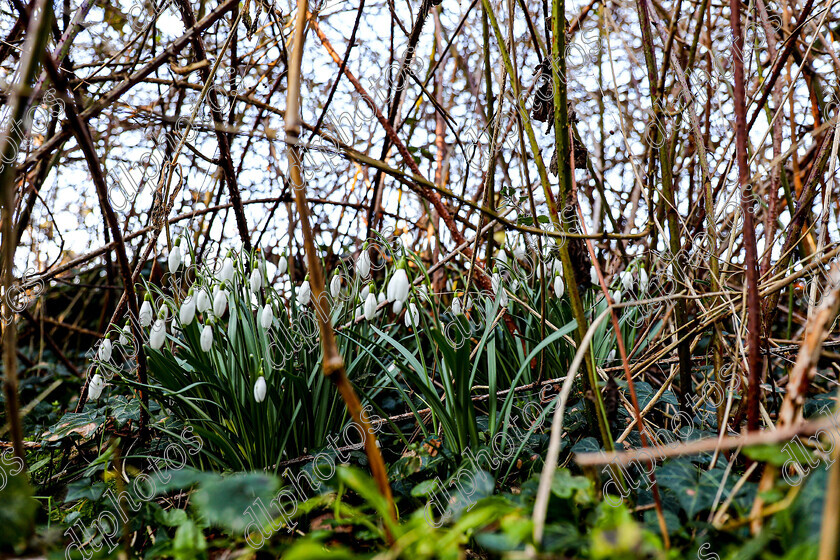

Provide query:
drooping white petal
left=330, top=275, right=342, bottom=298
left=404, top=303, right=419, bottom=328
left=387, top=269, right=410, bottom=303
left=88, top=374, right=106, bottom=401
left=200, top=324, right=213, bottom=352
left=167, top=244, right=182, bottom=273
left=364, top=292, right=377, bottom=321
left=612, top=290, right=622, bottom=304
left=360, top=284, right=371, bottom=301
left=639, top=268, right=649, bottom=294
left=220, top=257, right=235, bottom=283
left=356, top=251, right=371, bottom=278
left=139, top=300, right=153, bottom=327
left=119, top=327, right=130, bottom=346
left=554, top=275, right=565, bottom=298
left=277, top=255, right=288, bottom=275
left=98, top=339, right=112, bottom=362
left=253, top=376, right=267, bottom=403
left=180, top=296, right=196, bottom=325
left=213, top=289, right=228, bottom=316
left=260, top=304, right=273, bottom=329
left=392, top=299, right=403, bottom=314
left=452, top=297, right=463, bottom=315
left=590, top=266, right=599, bottom=285
left=196, top=289, right=211, bottom=313
left=298, top=281, right=311, bottom=306
left=150, top=319, right=166, bottom=349
left=621, top=270, right=634, bottom=293
left=250, top=269, right=262, bottom=293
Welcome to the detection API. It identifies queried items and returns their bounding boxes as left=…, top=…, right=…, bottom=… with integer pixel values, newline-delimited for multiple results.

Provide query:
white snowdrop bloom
left=552, top=259, right=563, bottom=277
left=200, top=324, right=213, bottom=352
left=498, top=290, right=509, bottom=307
left=554, top=274, right=565, bottom=298
left=492, top=271, right=503, bottom=295
left=639, top=268, right=649, bottom=294
left=415, top=284, right=428, bottom=301
left=180, top=295, right=196, bottom=325
left=167, top=240, right=182, bottom=273
left=139, top=300, right=153, bottom=327
left=466, top=295, right=474, bottom=310
left=150, top=319, right=166, bottom=350
left=392, top=300, right=404, bottom=314
left=612, top=290, right=622, bottom=304
left=260, top=304, right=273, bottom=329
left=196, top=288, right=211, bottom=313
left=119, top=326, right=130, bottom=346
left=277, top=255, right=288, bottom=275
left=356, top=250, right=371, bottom=278
left=376, top=292, right=386, bottom=317
left=364, top=292, right=378, bottom=321
left=360, top=283, right=371, bottom=301
left=213, top=289, right=228, bottom=316
left=298, top=280, right=311, bottom=306
left=510, top=279, right=520, bottom=293
left=220, top=256, right=235, bottom=283
left=98, top=338, right=112, bottom=362
left=607, top=349, right=616, bottom=362
left=88, top=374, right=106, bottom=401
left=513, top=243, right=526, bottom=261
left=387, top=268, right=409, bottom=303
left=355, top=306, right=364, bottom=321
left=159, top=304, right=169, bottom=321
left=452, top=297, right=463, bottom=315
left=590, top=266, right=599, bottom=285
left=253, top=376, right=267, bottom=403
left=250, top=269, right=262, bottom=293
left=621, top=270, right=633, bottom=293
left=405, top=303, right=420, bottom=328
left=330, top=275, right=342, bottom=298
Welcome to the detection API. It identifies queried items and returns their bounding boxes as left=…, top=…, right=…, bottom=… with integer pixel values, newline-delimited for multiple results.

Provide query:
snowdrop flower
left=150, top=319, right=166, bottom=349
left=415, top=284, right=429, bottom=301
left=364, top=291, right=378, bottom=321
left=360, top=283, right=371, bottom=301
left=168, top=238, right=182, bottom=273
left=554, top=273, right=565, bottom=298
left=277, top=254, right=288, bottom=275
left=98, top=337, right=112, bottom=362
left=220, top=254, right=235, bottom=283
left=639, top=268, right=649, bottom=294
left=513, top=243, right=526, bottom=261
left=250, top=268, right=262, bottom=293
left=200, top=324, right=213, bottom=352
left=492, top=269, right=508, bottom=306
left=260, top=304, right=273, bottom=329
left=119, top=324, right=130, bottom=346
left=196, top=288, right=211, bottom=313
left=213, top=288, right=228, bottom=316
left=377, top=292, right=386, bottom=317
left=392, top=300, right=404, bottom=314
left=510, top=279, right=520, bottom=293
left=298, top=278, right=311, bottom=306
left=466, top=295, right=474, bottom=310
left=355, top=306, right=364, bottom=321
left=253, top=376, right=267, bottom=403
left=180, top=292, right=196, bottom=325
left=612, top=290, right=622, bottom=304
left=357, top=245, right=371, bottom=278
left=621, top=270, right=634, bottom=293
left=159, top=304, right=169, bottom=321
left=387, top=266, right=409, bottom=304
left=452, top=297, right=463, bottom=315
left=88, top=373, right=106, bottom=401
left=590, top=266, right=599, bottom=285
left=607, top=349, right=616, bottom=362
left=139, top=299, right=153, bottom=327
left=330, top=274, right=342, bottom=298
left=552, top=259, right=563, bottom=277
left=404, top=303, right=420, bottom=328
